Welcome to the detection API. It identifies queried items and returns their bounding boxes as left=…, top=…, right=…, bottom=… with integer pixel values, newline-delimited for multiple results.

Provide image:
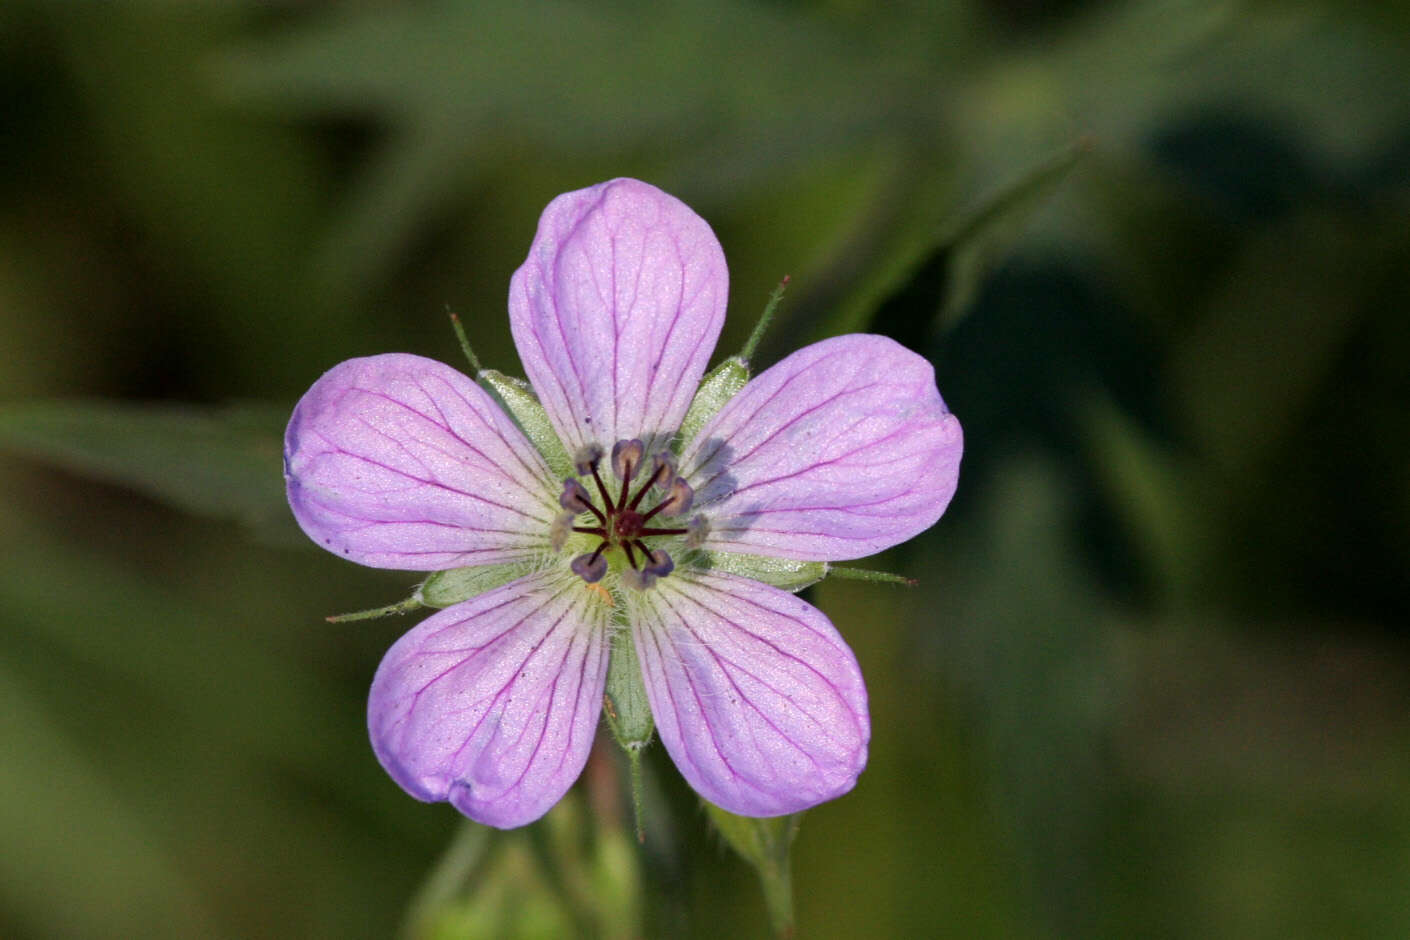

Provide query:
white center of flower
left=552, top=439, right=703, bottom=590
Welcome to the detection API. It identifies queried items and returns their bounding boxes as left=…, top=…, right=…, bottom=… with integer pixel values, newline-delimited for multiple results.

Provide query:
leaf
left=821, top=139, right=1086, bottom=341
left=216, top=1, right=958, bottom=305
left=0, top=399, right=299, bottom=543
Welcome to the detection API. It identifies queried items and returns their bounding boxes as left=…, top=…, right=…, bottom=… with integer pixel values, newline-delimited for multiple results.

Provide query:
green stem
left=628, top=748, right=646, bottom=845
left=397, top=819, right=490, bottom=939
left=758, top=814, right=801, bottom=938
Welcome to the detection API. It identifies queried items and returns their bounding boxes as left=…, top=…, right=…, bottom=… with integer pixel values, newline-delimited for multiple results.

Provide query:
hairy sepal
left=675, top=356, right=748, bottom=452
left=477, top=369, right=574, bottom=479
left=698, top=551, right=828, bottom=593
left=419, top=561, right=538, bottom=608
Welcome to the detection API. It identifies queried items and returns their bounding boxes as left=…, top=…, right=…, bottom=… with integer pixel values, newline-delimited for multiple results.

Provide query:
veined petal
left=368, top=570, right=611, bottom=829
left=628, top=570, right=869, bottom=816
left=285, top=354, right=558, bottom=570
left=509, top=178, right=727, bottom=456
left=680, top=334, right=962, bottom=561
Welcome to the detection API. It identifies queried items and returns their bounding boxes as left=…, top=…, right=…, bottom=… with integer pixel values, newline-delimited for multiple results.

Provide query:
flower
left=284, top=178, right=963, bottom=829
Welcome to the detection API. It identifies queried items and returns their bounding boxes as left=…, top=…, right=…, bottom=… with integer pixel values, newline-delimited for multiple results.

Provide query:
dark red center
left=614, top=510, right=646, bottom=540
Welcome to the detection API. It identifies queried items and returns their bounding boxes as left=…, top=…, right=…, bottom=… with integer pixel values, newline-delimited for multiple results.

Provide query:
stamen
left=589, top=462, right=614, bottom=511
left=621, top=568, right=656, bottom=591
left=561, top=438, right=704, bottom=587
left=571, top=547, right=609, bottom=583
left=559, top=478, right=601, bottom=521
left=642, top=477, right=693, bottom=521
left=611, top=439, right=644, bottom=483
left=639, top=546, right=674, bottom=577
left=573, top=443, right=604, bottom=477
left=638, top=526, right=689, bottom=537
left=550, top=511, right=577, bottom=551
left=628, top=455, right=672, bottom=510
left=685, top=514, right=709, bottom=548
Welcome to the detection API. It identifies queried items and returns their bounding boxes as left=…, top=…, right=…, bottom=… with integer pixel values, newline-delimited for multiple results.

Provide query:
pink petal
left=285, top=354, right=558, bottom=570
left=680, top=334, right=963, bottom=561
left=508, top=178, right=727, bottom=456
left=629, top=570, right=869, bottom=816
left=368, top=570, right=610, bottom=829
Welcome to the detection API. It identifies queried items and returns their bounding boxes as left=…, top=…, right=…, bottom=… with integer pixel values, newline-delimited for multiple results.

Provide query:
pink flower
left=284, top=179, right=963, bottom=828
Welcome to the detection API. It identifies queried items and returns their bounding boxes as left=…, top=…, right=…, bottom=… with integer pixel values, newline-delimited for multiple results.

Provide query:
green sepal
left=603, top=627, right=654, bottom=843
left=703, top=803, right=801, bottom=938
left=827, top=565, right=916, bottom=586
left=325, top=596, right=425, bottom=623
left=676, top=356, right=748, bottom=452
left=476, top=369, right=574, bottom=479
left=698, top=551, right=828, bottom=593
left=603, top=629, right=654, bottom=750
left=419, top=562, right=537, bottom=608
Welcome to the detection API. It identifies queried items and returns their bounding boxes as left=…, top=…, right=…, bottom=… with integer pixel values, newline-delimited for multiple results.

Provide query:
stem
left=628, top=747, right=646, bottom=845
left=740, top=276, right=790, bottom=363
left=760, top=852, right=796, bottom=939
left=397, top=819, right=491, bottom=939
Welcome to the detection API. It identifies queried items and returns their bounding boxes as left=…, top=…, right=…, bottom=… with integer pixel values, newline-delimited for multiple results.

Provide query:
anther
left=573, top=443, right=604, bottom=477
left=550, top=511, right=577, bottom=551
left=560, top=438, right=702, bottom=588
left=640, top=547, right=674, bottom=578
left=612, top=439, right=644, bottom=482
left=621, top=568, right=656, bottom=592
left=685, top=514, right=709, bottom=548
left=571, top=549, right=609, bottom=583
left=650, top=452, right=677, bottom=490
left=559, top=478, right=594, bottom=514
left=645, top=477, right=693, bottom=520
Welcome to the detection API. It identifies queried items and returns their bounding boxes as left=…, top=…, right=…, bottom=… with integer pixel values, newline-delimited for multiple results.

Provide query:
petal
left=368, top=570, right=610, bottom=829
left=509, top=178, right=727, bottom=456
left=285, top=353, right=559, bottom=570
left=628, top=569, right=869, bottom=816
left=680, top=334, right=963, bottom=561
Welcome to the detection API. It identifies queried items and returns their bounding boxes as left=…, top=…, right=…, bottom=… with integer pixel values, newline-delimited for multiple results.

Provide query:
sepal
left=477, top=369, right=574, bottom=479
left=675, top=356, right=748, bottom=451
left=698, top=551, right=828, bottom=593
left=418, top=562, right=538, bottom=608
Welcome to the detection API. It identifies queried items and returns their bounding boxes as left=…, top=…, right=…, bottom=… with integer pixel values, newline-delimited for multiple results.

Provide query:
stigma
left=553, top=439, right=702, bottom=589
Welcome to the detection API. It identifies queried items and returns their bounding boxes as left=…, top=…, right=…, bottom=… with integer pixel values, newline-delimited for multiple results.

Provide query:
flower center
left=553, top=439, right=701, bottom=589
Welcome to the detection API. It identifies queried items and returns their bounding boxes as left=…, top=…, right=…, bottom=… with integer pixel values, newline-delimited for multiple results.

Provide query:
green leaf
left=217, top=1, right=960, bottom=303
left=0, top=399, right=298, bottom=543
left=930, top=139, right=1088, bottom=329
left=826, top=140, right=1086, bottom=339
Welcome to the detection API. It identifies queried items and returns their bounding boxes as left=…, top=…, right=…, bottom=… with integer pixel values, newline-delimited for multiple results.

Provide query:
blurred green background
left=3, top=0, right=1409, bottom=937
